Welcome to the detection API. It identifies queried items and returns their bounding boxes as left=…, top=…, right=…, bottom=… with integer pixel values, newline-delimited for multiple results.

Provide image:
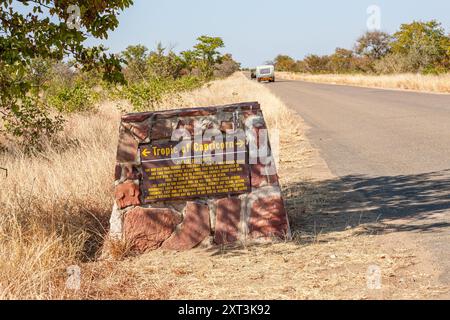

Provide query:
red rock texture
left=151, top=119, right=173, bottom=140
left=214, top=198, right=242, bottom=245
left=114, top=181, right=141, bottom=209
left=122, top=112, right=152, bottom=123
left=178, top=108, right=217, bottom=118
left=116, top=125, right=139, bottom=163
left=248, top=195, right=288, bottom=239
left=114, top=164, right=122, bottom=181
left=176, top=119, right=195, bottom=136
left=122, top=164, right=141, bottom=181
left=250, top=163, right=279, bottom=188
left=115, top=164, right=141, bottom=182
left=243, top=110, right=260, bottom=118
left=124, top=207, right=182, bottom=253
left=161, top=202, right=211, bottom=250
left=253, top=126, right=268, bottom=148
left=128, top=121, right=149, bottom=141
left=121, top=103, right=260, bottom=123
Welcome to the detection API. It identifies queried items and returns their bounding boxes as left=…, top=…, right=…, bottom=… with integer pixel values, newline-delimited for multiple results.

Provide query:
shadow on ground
left=201, top=169, right=450, bottom=258
left=94, top=169, right=450, bottom=259
left=284, top=169, right=450, bottom=240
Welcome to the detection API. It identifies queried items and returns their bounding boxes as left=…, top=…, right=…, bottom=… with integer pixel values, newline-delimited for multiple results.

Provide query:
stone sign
left=107, top=102, right=291, bottom=254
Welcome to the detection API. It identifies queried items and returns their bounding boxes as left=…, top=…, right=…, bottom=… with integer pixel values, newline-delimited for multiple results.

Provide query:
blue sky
left=87, top=0, right=450, bottom=67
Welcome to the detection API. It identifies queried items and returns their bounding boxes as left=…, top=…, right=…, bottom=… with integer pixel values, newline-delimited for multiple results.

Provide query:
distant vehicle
left=256, top=65, right=275, bottom=82
left=250, top=69, right=257, bottom=80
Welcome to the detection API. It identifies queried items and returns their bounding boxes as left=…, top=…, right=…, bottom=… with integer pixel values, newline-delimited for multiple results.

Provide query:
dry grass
left=0, top=103, right=121, bottom=299
left=277, top=72, right=450, bottom=94
left=76, top=232, right=443, bottom=300
left=162, top=73, right=298, bottom=132
left=0, top=72, right=447, bottom=299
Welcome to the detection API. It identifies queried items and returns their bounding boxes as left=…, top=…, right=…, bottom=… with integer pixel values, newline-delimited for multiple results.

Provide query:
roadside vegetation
left=274, top=20, right=450, bottom=93
left=0, top=37, right=239, bottom=153
left=277, top=72, right=450, bottom=93
left=0, top=1, right=241, bottom=298
left=0, top=1, right=239, bottom=154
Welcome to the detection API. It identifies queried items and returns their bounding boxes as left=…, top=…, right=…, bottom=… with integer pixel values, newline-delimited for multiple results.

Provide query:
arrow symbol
left=236, top=140, right=245, bottom=148
left=141, top=148, right=151, bottom=158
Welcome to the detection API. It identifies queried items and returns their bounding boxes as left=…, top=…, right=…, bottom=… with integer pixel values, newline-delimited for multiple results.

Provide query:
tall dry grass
left=277, top=72, right=450, bottom=94
left=0, top=73, right=299, bottom=299
left=0, top=103, right=122, bottom=299
left=163, top=72, right=298, bottom=132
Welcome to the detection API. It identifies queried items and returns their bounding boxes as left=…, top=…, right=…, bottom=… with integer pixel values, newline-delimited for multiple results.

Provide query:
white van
left=256, top=65, right=275, bottom=82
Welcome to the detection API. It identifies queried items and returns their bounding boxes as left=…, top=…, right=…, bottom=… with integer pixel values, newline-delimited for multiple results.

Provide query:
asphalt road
left=265, top=78, right=450, bottom=287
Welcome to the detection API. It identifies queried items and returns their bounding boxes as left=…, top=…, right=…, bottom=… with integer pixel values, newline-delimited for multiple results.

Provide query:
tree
left=0, top=0, right=133, bottom=151
left=122, top=45, right=149, bottom=82
left=328, top=48, right=355, bottom=73
left=214, top=53, right=241, bottom=77
left=355, top=31, right=392, bottom=60
left=274, top=55, right=297, bottom=72
left=26, top=57, right=54, bottom=92
left=351, top=55, right=376, bottom=73
left=147, top=43, right=185, bottom=80
left=390, top=20, right=450, bottom=73
left=193, top=35, right=225, bottom=79
left=302, top=54, right=331, bottom=73
left=180, top=50, right=197, bottom=72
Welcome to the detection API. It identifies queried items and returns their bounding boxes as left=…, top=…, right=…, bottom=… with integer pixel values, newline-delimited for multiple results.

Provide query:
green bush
left=147, top=44, right=186, bottom=80
left=391, top=20, right=450, bottom=73
left=113, top=76, right=204, bottom=112
left=0, top=0, right=131, bottom=147
left=2, top=96, right=65, bottom=153
left=114, top=80, right=168, bottom=111
left=421, top=65, right=449, bottom=75
left=47, top=83, right=100, bottom=113
left=173, top=76, right=204, bottom=91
